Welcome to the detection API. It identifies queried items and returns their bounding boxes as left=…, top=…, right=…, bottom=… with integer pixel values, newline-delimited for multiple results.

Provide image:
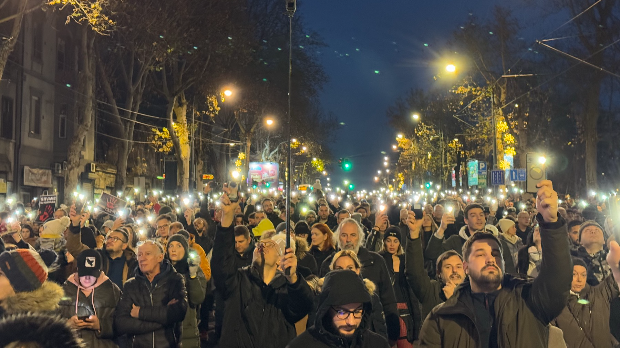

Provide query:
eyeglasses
left=331, top=306, right=363, bottom=320
left=256, top=241, right=277, bottom=253
left=106, top=236, right=127, bottom=243
left=157, top=224, right=170, bottom=230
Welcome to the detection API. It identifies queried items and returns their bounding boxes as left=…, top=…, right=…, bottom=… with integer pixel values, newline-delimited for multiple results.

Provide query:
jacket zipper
left=149, top=282, right=154, bottom=348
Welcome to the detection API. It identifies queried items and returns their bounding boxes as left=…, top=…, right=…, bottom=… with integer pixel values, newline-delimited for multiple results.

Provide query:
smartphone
left=228, top=182, right=239, bottom=202
left=77, top=315, right=90, bottom=321
left=413, top=209, right=424, bottom=219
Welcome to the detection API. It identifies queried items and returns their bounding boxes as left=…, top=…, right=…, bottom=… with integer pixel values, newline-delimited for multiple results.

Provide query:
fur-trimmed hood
left=294, top=236, right=310, bottom=259
left=0, top=280, right=64, bottom=315
left=0, top=312, right=84, bottom=347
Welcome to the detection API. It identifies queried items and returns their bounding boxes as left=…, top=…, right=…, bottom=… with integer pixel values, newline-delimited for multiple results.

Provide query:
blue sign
left=518, top=169, right=527, bottom=181
left=510, top=170, right=518, bottom=181
left=491, top=170, right=505, bottom=186
left=478, top=161, right=487, bottom=175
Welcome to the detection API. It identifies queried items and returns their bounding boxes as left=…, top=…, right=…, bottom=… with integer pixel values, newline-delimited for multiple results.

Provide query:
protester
left=309, top=223, right=336, bottom=270
left=516, top=211, right=533, bottom=241
left=287, top=269, right=390, bottom=348
left=0, top=248, right=62, bottom=317
left=295, top=220, right=311, bottom=245
left=497, top=218, right=524, bottom=266
left=211, top=190, right=314, bottom=348
left=318, top=203, right=337, bottom=230
left=571, top=220, right=611, bottom=285
left=174, top=229, right=211, bottom=281
left=291, top=234, right=318, bottom=277
left=366, top=210, right=390, bottom=252
left=379, top=226, right=422, bottom=347
left=115, top=240, right=188, bottom=347
left=263, top=198, right=285, bottom=227
left=418, top=180, right=572, bottom=347
left=567, top=220, right=582, bottom=252
left=155, top=214, right=172, bottom=251
left=20, top=223, right=38, bottom=247
left=516, top=225, right=543, bottom=277
left=167, top=234, right=207, bottom=348
left=60, top=249, right=121, bottom=347
left=191, top=217, right=214, bottom=255
left=233, top=224, right=255, bottom=268
left=252, top=218, right=276, bottom=241
left=305, top=210, right=317, bottom=226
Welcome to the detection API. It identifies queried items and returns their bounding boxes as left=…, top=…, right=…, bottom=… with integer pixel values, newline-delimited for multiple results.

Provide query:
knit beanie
left=578, top=220, right=604, bottom=242
left=76, top=249, right=102, bottom=278
left=572, top=257, right=588, bottom=270
left=321, top=269, right=371, bottom=306
left=253, top=218, right=276, bottom=238
left=294, top=221, right=310, bottom=236
left=41, top=217, right=70, bottom=239
left=383, top=226, right=402, bottom=244
left=167, top=234, right=189, bottom=260
left=0, top=249, right=56, bottom=292
left=497, top=219, right=516, bottom=234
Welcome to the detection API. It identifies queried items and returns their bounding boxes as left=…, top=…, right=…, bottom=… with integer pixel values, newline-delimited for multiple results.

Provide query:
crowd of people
left=0, top=179, right=619, bottom=348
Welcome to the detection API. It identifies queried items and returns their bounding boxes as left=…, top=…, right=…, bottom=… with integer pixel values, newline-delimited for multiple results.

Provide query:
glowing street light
left=397, top=134, right=403, bottom=139
left=446, top=64, right=456, bottom=73
left=265, top=117, right=275, bottom=126
left=392, top=144, right=397, bottom=150
left=412, top=113, right=420, bottom=121
left=224, top=89, right=233, bottom=97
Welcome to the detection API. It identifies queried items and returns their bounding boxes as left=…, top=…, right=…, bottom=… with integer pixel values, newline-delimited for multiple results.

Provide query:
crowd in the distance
left=0, top=179, right=619, bottom=348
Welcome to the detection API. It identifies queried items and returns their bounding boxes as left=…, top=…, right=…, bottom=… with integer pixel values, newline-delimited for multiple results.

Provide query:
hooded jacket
left=114, top=260, right=188, bottom=348
left=59, top=272, right=121, bottom=348
left=0, top=312, right=84, bottom=348
left=419, top=216, right=572, bottom=348
left=0, top=280, right=64, bottom=318
left=425, top=224, right=517, bottom=274
left=212, top=224, right=314, bottom=348
left=287, top=270, right=390, bottom=348
left=551, top=275, right=620, bottom=348
left=295, top=237, right=318, bottom=277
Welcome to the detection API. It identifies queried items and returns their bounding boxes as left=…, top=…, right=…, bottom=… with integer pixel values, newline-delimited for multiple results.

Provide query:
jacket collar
left=309, top=301, right=373, bottom=347
left=247, top=264, right=288, bottom=288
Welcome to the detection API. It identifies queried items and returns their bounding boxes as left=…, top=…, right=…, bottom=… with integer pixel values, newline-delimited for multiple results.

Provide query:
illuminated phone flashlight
left=147, top=215, right=153, bottom=222
left=302, top=207, right=307, bottom=213
left=27, top=212, right=34, bottom=219
left=189, top=251, right=198, bottom=260
left=183, top=198, right=190, bottom=206
left=447, top=206, right=453, bottom=213
left=256, top=204, right=262, bottom=211
left=380, top=205, right=385, bottom=211
left=137, top=218, right=143, bottom=225
left=93, top=207, right=99, bottom=213
left=118, top=209, right=126, bottom=218
left=345, top=202, right=351, bottom=208
left=175, top=207, right=181, bottom=213
left=139, top=229, right=145, bottom=235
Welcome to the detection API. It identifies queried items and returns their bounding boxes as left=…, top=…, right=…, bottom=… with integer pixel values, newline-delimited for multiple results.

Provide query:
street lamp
left=446, top=64, right=456, bottom=73
left=397, top=134, right=403, bottom=139
left=265, top=117, right=275, bottom=126
left=224, top=89, right=233, bottom=97
left=412, top=113, right=420, bottom=121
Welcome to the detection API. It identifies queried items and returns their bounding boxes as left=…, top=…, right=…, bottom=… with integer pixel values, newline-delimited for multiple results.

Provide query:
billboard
left=467, top=160, right=479, bottom=186
left=248, top=162, right=279, bottom=186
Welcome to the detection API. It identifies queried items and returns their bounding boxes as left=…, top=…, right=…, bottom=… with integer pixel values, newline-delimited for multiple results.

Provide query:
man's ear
left=463, top=261, right=469, bottom=275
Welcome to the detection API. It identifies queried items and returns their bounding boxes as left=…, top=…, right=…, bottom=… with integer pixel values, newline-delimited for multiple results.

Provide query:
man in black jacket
left=212, top=190, right=313, bottom=348
left=318, top=203, right=338, bottom=231
left=419, top=180, right=573, bottom=347
left=319, top=218, right=400, bottom=344
left=287, top=270, right=390, bottom=348
left=115, top=240, right=188, bottom=348
left=233, top=225, right=255, bottom=269
left=263, top=198, right=284, bottom=227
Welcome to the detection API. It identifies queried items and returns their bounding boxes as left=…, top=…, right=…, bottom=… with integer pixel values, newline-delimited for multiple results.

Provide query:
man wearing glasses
left=66, top=205, right=137, bottom=289
left=156, top=215, right=172, bottom=251
left=288, top=269, right=390, bottom=347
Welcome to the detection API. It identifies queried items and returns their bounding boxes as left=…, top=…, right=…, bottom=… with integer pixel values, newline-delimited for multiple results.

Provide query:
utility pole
left=285, top=0, right=296, bottom=252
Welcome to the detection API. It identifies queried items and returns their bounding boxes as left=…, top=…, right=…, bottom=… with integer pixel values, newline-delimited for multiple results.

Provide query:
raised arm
left=66, top=206, right=91, bottom=257
left=405, top=211, right=436, bottom=304
left=526, top=180, right=572, bottom=324
left=211, top=192, right=240, bottom=299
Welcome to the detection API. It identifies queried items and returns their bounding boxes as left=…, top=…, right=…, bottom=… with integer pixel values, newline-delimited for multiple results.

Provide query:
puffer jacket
left=0, top=280, right=64, bottom=318
left=59, top=272, right=121, bottom=348
left=170, top=258, right=207, bottom=348
left=419, top=216, right=572, bottom=348
left=114, top=260, right=188, bottom=348
left=212, top=224, right=314, bottom=348
left=552, top=275, right=620, bottom=348
left=570, top=247, right=611, bottom=286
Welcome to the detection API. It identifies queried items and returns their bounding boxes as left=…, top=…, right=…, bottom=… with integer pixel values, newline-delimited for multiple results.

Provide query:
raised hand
left=281, top=248, right=298, bottom=284
left=407, top=211, right=424, bottom=239
left=607, top=241, right=620, bottom=285
left=536, top=180, right=558, bottom=223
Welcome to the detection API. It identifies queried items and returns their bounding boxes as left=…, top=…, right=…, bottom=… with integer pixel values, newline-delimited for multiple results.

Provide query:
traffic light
left=341, top=158, right=352, bottom=171
left=265, top=182, right=271, bottom=188
left=425, top=182, right=431, bottom=189
left=348, top=183, right=355, bottom=191
left=252, top=180, right=258, bottom=189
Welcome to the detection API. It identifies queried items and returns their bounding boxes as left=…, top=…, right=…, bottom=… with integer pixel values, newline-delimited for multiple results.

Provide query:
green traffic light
left=425, top=182, right=431, bottom=189
left=342, top=158, right=352, bottom=171
left=348, top=183, right=355, bottom=190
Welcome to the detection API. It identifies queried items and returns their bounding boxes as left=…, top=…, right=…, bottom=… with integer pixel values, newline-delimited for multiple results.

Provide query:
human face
left=248, top=216, right=256, bottom=225
left=518, top=212, right=529, bottom=227
left=79, top=275, right=97, bottom=288
left=137, top=243, right=164, bottom=275
left=253, top=240, right=279, bottom=267
left=193, top=219, right=206, bottom=232
left=464, top=208, right=486, bottom=232
left=318, top=206, right=330, bottom=219
left=156, top=219, right=170, bottom=238
left=333, top=256, right=360, bottom=274
left=54, top=210, right=66, bottom=219
left=424, top=204, right=433, bottom=215
left=235, top=216, right=244, bottom=226
left=464, top=239, right=504, bottom=292
left=0, top=270, right=16, bottom=301
left=568, top=224, right=581, bottom=244
left=235, top=235, right=250, bottom=254
left=255, top=212, right=265, bottom=223
left=167, top=241, right=186, bottom=262
left=385, top=236, right=400, bottom=255
left=311, top=228, right=327, bottom=248
left=136, top=210, right=145, bottom=219
left=170, top=225, right=182, bottom=235
left=105, top=231, right=128, bottom=253
left=263, top=200, right=274, bottom=213
left=338, top=223, right=360, bottom=252
left=234, top=205, right=242, bottom=215
left=306, top=214, right=316, bottom=224
left=337, top=212, right=349, bottom=225
left=330, top=303, right=363, bottom=337
left=356, top=208, right=367, bottom=219
left=571, top=265, right=587, bottom=293
left=439, top=255, right=465, bottom=285
left=506, top=225, right=517, bottom=236
left=433, top=205, right=444, bottom=220
left=580, top=225, right=604, bottom=250
left=21, top=228, right=31, bottom=239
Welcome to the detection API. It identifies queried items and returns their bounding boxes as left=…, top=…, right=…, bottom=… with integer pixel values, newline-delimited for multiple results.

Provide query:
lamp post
left=285, top=0, right=296, bottom=252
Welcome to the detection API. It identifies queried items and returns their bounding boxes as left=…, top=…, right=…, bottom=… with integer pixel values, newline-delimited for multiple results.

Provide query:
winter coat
left=114, top=260, right=188, bottom=348
left=570, top=247, right=611, bottom=286
left=405, top=236, right=449, bottom=320
left=0, top=312, right=84, bottom=348
left=295, top=237, right=318, bottom=277
left=551, top=275, right=620, bottom=348
left=212, top=223, right=314, bottom=348
left=170, top=259, right=207, bottom=348
left=380, top=251, right=423, bottom=342
left=308, top=245, right=334, bottom=272
left=306, top=276, right=388, bottom=340
left=425, top=224, right=517, bottom=274
left=419, top=217, right=573, bottom=348
left=0, top=280, right=64, bottom=318
left=499, top=233, right=524, bottom=266
left=319, top=246, right=400, bottom=342
left=59, top=273, right=121, bottom=348
left=185, top=237, right=211, bottom=281
left=66, top=225, right=137, bottom=289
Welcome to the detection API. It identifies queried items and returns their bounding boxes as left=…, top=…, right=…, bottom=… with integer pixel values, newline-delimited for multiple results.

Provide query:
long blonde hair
left=329, top=250, right=362, bottom=271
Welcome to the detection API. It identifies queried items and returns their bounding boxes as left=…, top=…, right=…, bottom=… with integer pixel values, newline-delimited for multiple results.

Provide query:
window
left=29, top=95, right=41, bottom=136
left=32, top=12, right=44, bottom=61
left=57, top=39, right=65, bottom=71
left=1, top=97, right=13, bottom=140
left=59, top=104, right=67, bottom=138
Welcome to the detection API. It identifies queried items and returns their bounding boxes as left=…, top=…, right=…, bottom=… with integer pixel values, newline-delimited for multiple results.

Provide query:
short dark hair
left=156, top=215, right=172, bottom=224
left=234, top=225, right=250, bottom=240
left=436, top=250, right=462, bottom=280
left=464, top=204, right=485, bottom=219
left=462, top=231, right=503, bottom=261
left=337, top=209, right=350, bottom=217
left=355, top=206, right=367, bottom=214
left=249, top=212, right=256, bottom=219
left=567, top=220, right=582, bottom=231
left=235, top=213, right=245, bottom=221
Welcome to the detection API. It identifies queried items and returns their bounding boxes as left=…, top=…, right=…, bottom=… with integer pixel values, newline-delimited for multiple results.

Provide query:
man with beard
left=263, top=198, right=284, bottom=227
left=287, top=270, right=390, bottom=348
left=318, top=204, right=338, bottom=231
left=319, top=218, right=400, bottom=344
left=305, top=210, right=317, bottom=227
left=419, top=180, right=572, bottom=347
left=404, top=210, right=465, bottom=320
left=212, top=189, right=313, bottom=348
left=567, top=220, right=581, bottom=252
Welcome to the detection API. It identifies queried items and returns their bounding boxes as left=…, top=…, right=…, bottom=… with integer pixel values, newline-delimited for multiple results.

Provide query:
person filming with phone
left=211, top=183, right=314, bottom=348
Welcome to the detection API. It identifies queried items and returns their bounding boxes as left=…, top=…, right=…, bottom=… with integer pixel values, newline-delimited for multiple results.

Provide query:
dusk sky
left=301, top=1, right=564, bottom=189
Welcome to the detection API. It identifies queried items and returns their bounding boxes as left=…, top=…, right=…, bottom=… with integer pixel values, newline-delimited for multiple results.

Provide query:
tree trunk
left=584, top=75, right=601, bottom=192
left=114, top=139, right=130, bottom=191
left=0, top=1, right=27, bottom=78
left=64, top=27, right=95, bottom=204
left=167, top=93, right=190, bottom=192
left=245, top=131, right=252, bottom=177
